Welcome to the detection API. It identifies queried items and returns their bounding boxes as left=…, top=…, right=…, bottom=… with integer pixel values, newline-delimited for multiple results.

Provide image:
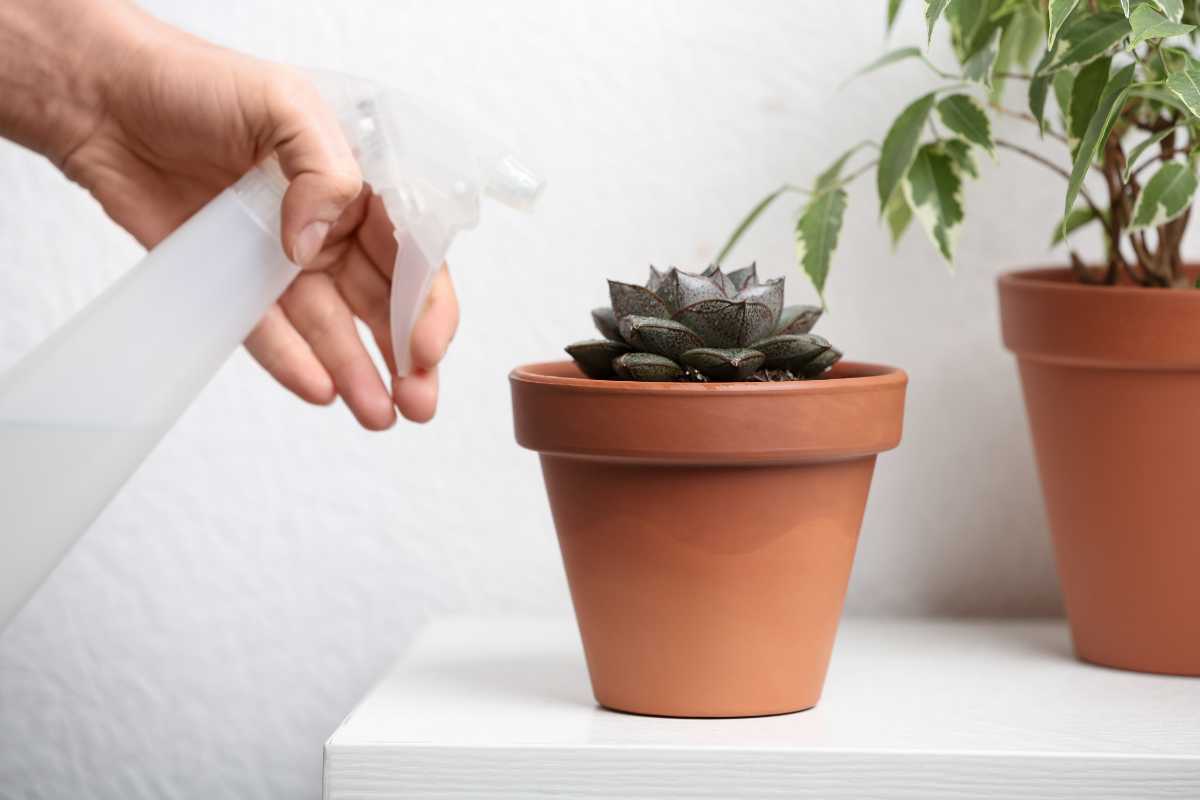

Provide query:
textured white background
left=0, top=1, right=1091, bottom=797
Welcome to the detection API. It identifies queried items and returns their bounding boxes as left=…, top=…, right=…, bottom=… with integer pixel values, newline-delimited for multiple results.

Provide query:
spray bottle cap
left=310, top=72, right=543, bottom=376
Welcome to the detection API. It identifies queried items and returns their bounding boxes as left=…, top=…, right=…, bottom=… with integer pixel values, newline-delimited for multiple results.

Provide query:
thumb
left=266, top=76, right=363, bottom=266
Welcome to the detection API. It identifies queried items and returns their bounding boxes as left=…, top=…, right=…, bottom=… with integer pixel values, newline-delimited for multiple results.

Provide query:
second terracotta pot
left=511, top=360, right=906, bottom=717
left=1000, top=267, right=1200, bottom=675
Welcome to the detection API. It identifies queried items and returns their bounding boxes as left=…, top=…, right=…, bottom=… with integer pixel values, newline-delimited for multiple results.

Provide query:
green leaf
left=816, top=141, right=875, bottom=189
left=1068, top=57, right=1112, bottom=146
left=1129, top=4, right=1196, bottom=46
left=992, top=4, right=1045, bottom=100
left=717, top=187, right=791, bottom=265
left=888, top=0, right=905, bottom=32
left=1123, top=126, right=1179, bottom=179
left=795, top=189, right=847, bottom=300
left=1049, top=0, right=1082, bottom=47
left=877, top=93, right=938, bottom=212
left=1040, top=13, right=1132, bottom=74
left=903, top=143, right=966, bottom=263
left=963, top=27, right=1002, bottom=86
left=941, top=138, right=980, bottom=178
left=1064, top=64, right=1136, bottom=226
left=937, top=94, right=996, bottom=155
left=926, top=0, right=953, bottom=44
left=1051, top=205, right=1103, bottom=244
left=1129, top=161, right=1198, bottom=229
left=1153, top=0, right=1185, bottom=21
left=884, top=188, right=914, bottom=247
left=1165, top=67, right=1200, bottom=116
left=949, top=0, right=1001, bottom=61
left=1029, top=47, right=1058, bottom=132
left=849, top=47, right=926, bottom=82
left=1053, top=68, right=1076, bottom=129
left=989, top=0, right=1029, bottom=22
left=1133, top=83, right=1192, bottom=114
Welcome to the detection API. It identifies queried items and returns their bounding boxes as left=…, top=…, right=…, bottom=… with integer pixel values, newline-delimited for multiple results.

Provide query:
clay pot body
left=1000, top=268, right=1200, bottom=675
left=510, top=360, right=906, bottom=717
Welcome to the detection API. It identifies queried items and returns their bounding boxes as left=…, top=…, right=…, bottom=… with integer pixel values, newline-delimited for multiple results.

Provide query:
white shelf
left=324, top=616, right=1200, bottom=799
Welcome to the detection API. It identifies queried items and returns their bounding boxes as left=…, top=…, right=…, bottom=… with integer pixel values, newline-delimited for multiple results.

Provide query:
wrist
left=0, top=0, right=154, bottom=166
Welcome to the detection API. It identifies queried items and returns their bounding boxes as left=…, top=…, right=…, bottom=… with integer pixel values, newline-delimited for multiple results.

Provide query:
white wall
left=0, top=1, right=1083, bottom=797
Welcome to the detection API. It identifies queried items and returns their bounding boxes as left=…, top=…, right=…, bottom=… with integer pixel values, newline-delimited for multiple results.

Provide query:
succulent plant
left=565, top=264, right=842, bottom=382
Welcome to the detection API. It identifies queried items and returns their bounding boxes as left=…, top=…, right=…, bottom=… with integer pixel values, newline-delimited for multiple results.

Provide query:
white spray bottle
left=0, top=73, right=543, bottom=630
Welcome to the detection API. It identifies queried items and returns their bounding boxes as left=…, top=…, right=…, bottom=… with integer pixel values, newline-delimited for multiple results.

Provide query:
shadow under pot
left=999, top=267, right=1200, bottom=676
left=509, top=360, right=907, bottom=718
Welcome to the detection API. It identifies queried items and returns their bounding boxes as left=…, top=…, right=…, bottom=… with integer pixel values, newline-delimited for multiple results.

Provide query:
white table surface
left=324, top=616, right=1200, bottom=799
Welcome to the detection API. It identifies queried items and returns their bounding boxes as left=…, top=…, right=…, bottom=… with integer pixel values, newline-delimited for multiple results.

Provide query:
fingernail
left=293, top=221, right=330, bottom=266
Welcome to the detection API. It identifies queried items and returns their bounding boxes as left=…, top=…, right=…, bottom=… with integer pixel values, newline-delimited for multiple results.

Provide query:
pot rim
left=510, top=360, right=907, bottom=397
left=998, top=266, right=1200, bottom=301
left=509, top=360, right=908, bottom=463
left=998, top=266, right=1200, bottom=369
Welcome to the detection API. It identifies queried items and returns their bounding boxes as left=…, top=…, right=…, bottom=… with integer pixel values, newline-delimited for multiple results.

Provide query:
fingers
left=266, top=72, right=363, bottom=266
left=393, top=367, right=439, bottom=424
left=245, top=304, right=336, bottom=405
left=355, top=193, right=399, bottom=274
left=410, top=265, right=459, bottom=370
left=334, top=243, right=397, bottom=374
left=280, top=272, right=397, bottom=431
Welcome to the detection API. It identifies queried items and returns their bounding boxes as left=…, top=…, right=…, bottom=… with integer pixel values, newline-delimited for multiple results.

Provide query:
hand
left=0, top=1, right=457, bottom=429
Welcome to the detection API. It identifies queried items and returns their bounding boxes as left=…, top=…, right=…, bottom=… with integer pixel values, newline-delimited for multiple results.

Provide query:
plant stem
left=989, top=103, right=1070, bottom=145
left=994, top=139, right=1103, bottom=217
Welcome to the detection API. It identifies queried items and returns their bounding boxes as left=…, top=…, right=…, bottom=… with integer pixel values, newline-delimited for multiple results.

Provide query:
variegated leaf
left=1129, top=161, right=1198, bottom=231
left=795, top=188, right=847, bottom=300
left=937, top=94, right=995, bottom=155
left=903, top=142, right=965, bottom=264
left=1065, top=64, right=1135, bottom=227
left=878, top=93, right=937, bottom=211
left=1039, top=13, right=1131, bottom=75
left=1128, top=4, right=1195, bottom=47
left=925, top=0, right=953, bottom=44
left=1048, top=0, right=1081, bottom=47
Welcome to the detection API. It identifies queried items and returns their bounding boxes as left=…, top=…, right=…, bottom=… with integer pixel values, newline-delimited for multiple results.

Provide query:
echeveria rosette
left=564, top=264, right=842, bottom=382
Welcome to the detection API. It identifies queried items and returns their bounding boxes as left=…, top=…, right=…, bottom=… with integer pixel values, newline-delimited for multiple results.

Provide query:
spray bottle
left=0, top=73, right=543, bottom=630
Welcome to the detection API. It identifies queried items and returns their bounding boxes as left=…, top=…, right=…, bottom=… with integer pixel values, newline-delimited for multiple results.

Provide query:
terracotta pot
left=999, top=267, right=1200, bottom=675
left=510, top=360, right=906, bottom=717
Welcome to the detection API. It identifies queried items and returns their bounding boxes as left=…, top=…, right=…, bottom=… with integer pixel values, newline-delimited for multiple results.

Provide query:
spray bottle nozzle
left=308, top=72, right=543, bottom=376
left=481, top=153, right=544, bottom=212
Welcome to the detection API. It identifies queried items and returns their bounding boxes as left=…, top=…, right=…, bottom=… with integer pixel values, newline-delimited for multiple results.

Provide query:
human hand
left=0, top=0, right=457, bottom=428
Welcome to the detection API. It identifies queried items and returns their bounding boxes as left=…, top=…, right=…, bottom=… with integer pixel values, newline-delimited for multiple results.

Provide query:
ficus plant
left=720, top=0, right=1200, bottom=292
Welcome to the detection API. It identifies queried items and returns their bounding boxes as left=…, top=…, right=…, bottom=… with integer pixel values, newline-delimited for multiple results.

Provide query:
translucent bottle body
left=0, top=170, right=294, bottom=626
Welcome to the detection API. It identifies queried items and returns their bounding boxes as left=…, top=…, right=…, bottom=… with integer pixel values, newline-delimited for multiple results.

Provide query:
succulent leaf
left=702, top=264, right=738, bottom=296
left=646, top=265, right=668, bottom=294
left=680, top=348, right=766, bottom=380
left=774, top=304, right=823, bottom=335
left=652, top=268, right=683, bottom=312
left=612, top=352, right=685, bottom=381
left=751, top=333, right=832, bottom=371
left=673, top=299, right=775, bottom=348
left=618, top=315, right=705, bottom=360
left=676, top=270, right=729, bottom=306
left=735, top=277, right=785, bottom=322
left=591, top=307, right=623, bottom=342
left=799, top=346, right=842, bottom=378
left=609, top=280, right=671, bottom=319
left=565, top=339, right=632, bottom=378
left=727, top=263, right=759, bottom=291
